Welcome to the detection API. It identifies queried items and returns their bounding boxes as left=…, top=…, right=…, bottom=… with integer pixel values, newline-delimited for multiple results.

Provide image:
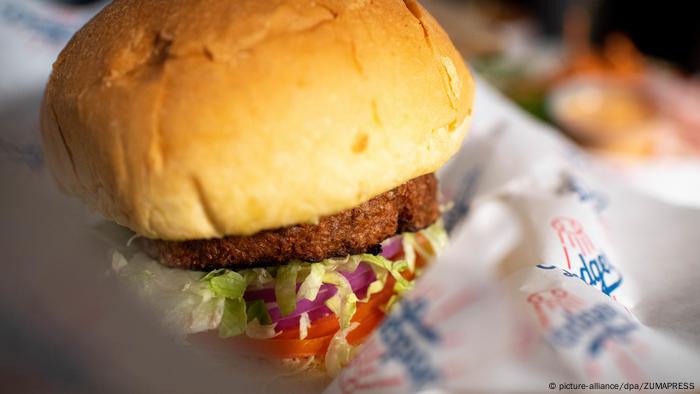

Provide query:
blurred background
left=425, top=0, right=700, bottom=152
left=421, top=0, right=700, bottom=206
left=2, top=0, right=700, bottom=392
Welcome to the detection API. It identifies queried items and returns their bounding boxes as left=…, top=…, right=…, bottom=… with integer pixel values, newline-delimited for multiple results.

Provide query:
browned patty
left=142, top=173, right=439, bottom=270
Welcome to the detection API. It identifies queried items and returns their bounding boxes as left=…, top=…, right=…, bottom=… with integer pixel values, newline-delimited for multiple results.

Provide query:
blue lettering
left=550, top=327, right=576, bottom=346
left=595, top=254, right=622, bottom=296
left=562, top=176, right=609, bottom=213
left=547, top=304, right=637, bottom=356
left=379, top=298, right=441, bottom=389
left=399, top=299, right=440, bottom=343
left=572, top=253, right=623, bottom=296
left=599, top=253, right=612, bottom=274
left=537, top=257, right=622, bottom=296
left=588, top=321, right=638, bottom=355
left=589, top=258, right=602, bottom=284
left=579, top=256, right=594, bottom=286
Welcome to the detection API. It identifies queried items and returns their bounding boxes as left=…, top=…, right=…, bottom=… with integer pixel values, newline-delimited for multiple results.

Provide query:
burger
left=40, top=0, right=474, bottom=374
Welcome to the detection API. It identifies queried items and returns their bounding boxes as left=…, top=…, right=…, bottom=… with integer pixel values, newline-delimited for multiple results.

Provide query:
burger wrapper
left=2, top=3, right=700, bottom=391
left=325, top=81, right=700, bottom=393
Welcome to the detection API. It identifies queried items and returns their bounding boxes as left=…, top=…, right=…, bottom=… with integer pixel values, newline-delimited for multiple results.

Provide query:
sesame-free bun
left=41, top=0, right=474, bottom=240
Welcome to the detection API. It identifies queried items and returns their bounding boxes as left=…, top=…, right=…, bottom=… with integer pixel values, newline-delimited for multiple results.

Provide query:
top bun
left=41, top=0, right=474, bottom=240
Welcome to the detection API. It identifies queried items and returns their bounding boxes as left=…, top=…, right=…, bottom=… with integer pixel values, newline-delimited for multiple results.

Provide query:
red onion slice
left=273, top=282, right=373, bottom=331
left=243, top=262, right=374, bottom=302
left=267, top=268, right=375, bottom=322
left=380, top=236, right=403, bottom=258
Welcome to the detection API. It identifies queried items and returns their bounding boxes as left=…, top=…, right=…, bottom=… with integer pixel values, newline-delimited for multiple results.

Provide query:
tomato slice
left=204, top=308, right=386, bottom=359
left=346, top=309, right=385, bottom=345
left=224, top=331, right=332, bottom=358
left=273, top=313, right=338, bottom=340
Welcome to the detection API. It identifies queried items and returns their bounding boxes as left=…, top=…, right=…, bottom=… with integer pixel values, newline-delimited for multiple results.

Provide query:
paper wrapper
left=2, top=2, right=699, bottom=392
left=325, top=81, right=700, bottom=393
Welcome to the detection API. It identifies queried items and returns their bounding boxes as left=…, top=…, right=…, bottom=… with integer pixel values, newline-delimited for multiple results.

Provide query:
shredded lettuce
left=297, top=263, right=325, bottom=301
left=112, top=251, right=221, bottom=334
left=246, top=299, right=272, bottom=325
left=422, top=220, right=449, bottom=252
left=330, top=255, right=362, bottom=273
left=299, top=312, right=311, bottom=340
left=381, top=294, right=400, bottom=314
left=276, top=356, right=318, bottom=378
left=358, top=254, right=412, bottom=295
left=362, top=268, right=388, bottom=302
left=111, top=250, right=128, bottom=273
left=125, top=233, right=141, bottom=247
left=325, top=294, right=341, bottom=317
left=322, top=271, right=359, bottom=329
left=402, top=233, right=417, bottom=272
left=199, top=269, right=250, bottom=338
left=183, top=293, right=224, bottom=333
left=218, top=298, right=247, bottom=338
left=245, top=319, right=279, bottom=339
left=240, top=268, right=274, bottom=289
left=402, top=221, right=448, bottom=266
left=324, top=322, right=359, bottom=376
left=206, top=270, right=247, bottom=300
left=275, top=263, right=301, bottom=316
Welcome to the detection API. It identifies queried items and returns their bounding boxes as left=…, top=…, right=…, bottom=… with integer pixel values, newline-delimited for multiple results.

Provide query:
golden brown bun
left=41, top=0, right=474, bottom=240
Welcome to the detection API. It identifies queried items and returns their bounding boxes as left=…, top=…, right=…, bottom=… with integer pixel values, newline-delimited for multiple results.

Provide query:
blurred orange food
left=550, top=8, right=658, bottom=157
left=550, top=77, right=657, bottom=157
